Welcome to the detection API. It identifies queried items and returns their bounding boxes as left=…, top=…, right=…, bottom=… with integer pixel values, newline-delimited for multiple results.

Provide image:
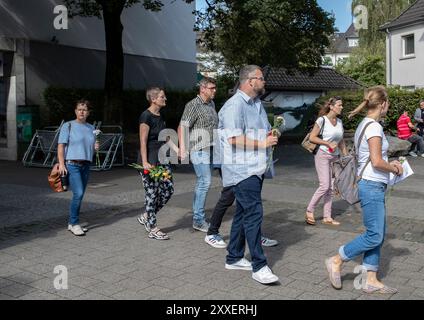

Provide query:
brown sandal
left=305, top=213, right=316, bottom=225
left=322, top=219, right=341, bottom=226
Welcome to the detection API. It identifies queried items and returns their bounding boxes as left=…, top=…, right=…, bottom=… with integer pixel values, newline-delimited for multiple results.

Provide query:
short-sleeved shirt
left=218, top=90, right=271, bottom=187
left=139, top=109, right=166, bottom=165
left=355, top=118, right=389, bottom=184
left=58, top=120, right=95, bottom=162
left=397, top=114, right=412, bottom=140
left=316, top=116, right=344, bottom=155
left=180, top=95, right=218, bottom=152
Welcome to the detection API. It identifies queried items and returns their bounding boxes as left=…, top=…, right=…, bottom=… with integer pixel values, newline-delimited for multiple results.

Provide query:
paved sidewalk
left=1, top=145, right=424, bottom=300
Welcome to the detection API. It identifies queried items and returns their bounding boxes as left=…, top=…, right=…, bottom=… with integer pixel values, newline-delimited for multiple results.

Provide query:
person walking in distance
left=178, top=77, right=219, bottom=233
left=218, top=65, right=280, bottom=284
left=58, top=100, right=99, bottom=236
left=325, top=86, right=403, bottom=293
left=137, top=87, right=175, bottom=240
left=305, top=97, right=348, bottom=226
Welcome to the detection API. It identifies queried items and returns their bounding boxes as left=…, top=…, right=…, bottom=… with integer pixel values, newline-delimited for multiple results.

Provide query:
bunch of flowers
left=93, top=129, right=102, bottom=168
left=387, top=156, right=406, bottom=197
left=266, top=116, right=285, bottom=171
left=128, top=163, right=172, bottom=181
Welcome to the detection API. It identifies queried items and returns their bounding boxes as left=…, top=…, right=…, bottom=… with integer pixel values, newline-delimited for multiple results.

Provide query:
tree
left=196, top=0, right=335, bottom=72
left=335, top=0, right=413, bottom=86
left=351, top=0, right=413, bottom=55
left=63, top=0, right=193, bottom=124
left=336, top=47, right=385, bottom=87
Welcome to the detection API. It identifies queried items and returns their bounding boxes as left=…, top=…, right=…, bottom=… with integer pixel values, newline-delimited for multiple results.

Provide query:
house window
left=348, top=38, right=359, bottom=47
left=402, top=34, right=415, bottom=57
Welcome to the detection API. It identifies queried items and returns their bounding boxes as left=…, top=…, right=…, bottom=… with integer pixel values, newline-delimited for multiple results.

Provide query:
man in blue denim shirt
left=218, top=65, right=279, bottom=284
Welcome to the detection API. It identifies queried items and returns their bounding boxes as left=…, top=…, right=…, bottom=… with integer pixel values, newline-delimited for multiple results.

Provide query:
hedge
left=316, top=87, right=424, bottom=132
left=43, top=83, right=233, bottom=133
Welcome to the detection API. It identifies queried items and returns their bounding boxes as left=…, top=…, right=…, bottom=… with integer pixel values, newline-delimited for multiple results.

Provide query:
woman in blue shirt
left=58, top=100, right=98, bottom=236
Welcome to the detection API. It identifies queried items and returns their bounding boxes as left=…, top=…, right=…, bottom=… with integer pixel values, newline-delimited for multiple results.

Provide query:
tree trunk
left=101, top=4, right=124, bottom=124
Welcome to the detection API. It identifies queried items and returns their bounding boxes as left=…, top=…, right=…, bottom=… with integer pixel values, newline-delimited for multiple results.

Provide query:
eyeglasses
left=249, top=77, right=265, bottom=81
left=205, top=86, right=217, bottom=90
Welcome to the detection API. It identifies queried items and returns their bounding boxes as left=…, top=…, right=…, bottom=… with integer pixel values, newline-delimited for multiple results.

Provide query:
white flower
left=93, top=129, right=102, bottom=136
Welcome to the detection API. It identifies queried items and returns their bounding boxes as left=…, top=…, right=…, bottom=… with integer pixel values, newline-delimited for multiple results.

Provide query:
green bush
left=43, top=80, right=234, bottom=133
left=316, top=87, right=424, bottom=132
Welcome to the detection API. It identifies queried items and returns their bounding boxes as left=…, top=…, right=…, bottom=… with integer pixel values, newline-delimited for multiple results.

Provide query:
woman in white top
left=306, top=97, right=347, bottom=226
left=325, top=86, right=403, bottom=293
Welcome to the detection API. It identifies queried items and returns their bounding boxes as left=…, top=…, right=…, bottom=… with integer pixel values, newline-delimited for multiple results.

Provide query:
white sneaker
left=409, top=151, right=418, bottom=157
left=68, top=224, right=85, bottom=236
left=68, top=224, right=88, bottom=232
left=205, top=234, right=227, bottom=248
left=225, top=258, right=252, bottom=271
left=421, top=153, right=424, bottom=158
left=252, top=265, right=279, bottom=284
left=261, top=236, right=278, bottom=247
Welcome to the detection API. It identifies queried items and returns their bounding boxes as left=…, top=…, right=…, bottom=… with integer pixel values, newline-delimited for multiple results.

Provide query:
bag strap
left=355, top=121, right=374, bottom=180
left=64, top=122, right=71, bottom=160
left=318, top=116, right=325, bottom=136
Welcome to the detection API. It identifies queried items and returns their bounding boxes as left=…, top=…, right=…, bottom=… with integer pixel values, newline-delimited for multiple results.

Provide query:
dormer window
left=348, top=38, right=359, bottom=47
left=402, top=34, right=415, bottom=57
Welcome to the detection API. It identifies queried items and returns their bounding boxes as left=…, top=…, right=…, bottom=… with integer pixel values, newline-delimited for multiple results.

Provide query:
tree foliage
left=335, top=0, right=413, bottom=87
left=352, top=0, right=414, bottom=55
left=336, top=47, right=386, bottom=87
left=196, top=0, right=336, bottom=72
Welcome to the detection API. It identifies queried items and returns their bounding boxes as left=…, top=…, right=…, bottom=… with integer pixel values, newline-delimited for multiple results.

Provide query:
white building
left=381, top=0, right=424, bottom=90
left=324, top=23, right=359, bottom=67
left=0, top=0, right=197, bottom=160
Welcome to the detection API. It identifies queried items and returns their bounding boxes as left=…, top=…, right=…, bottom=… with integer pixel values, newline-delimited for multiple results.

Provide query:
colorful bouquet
left=128, top=163, right=172, bottom=181
left=266, top=116, right=285, bottom=171
left=93, top=129, right=102, bottom=168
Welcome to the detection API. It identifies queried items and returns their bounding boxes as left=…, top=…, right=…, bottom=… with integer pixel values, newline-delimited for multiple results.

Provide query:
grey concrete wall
left=25, top=41, right=196, bottom=107
left=0, top=0, right=196, bottom=64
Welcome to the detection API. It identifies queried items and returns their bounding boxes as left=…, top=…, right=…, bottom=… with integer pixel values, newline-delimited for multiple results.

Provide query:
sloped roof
left=263, top=66, right=363, bottom=91
left=380, top=0, right=424, bottom=31
left=344, top=23, right=359, bottom=38
left=325, top=23, right=359, bottom=54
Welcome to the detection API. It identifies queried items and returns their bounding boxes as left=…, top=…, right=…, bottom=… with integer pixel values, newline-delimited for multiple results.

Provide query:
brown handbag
left=48, top=123, right=71, bottom=192
left=301, top=116, right=325, bottom=154
left=48, top=163, right=65, bottom=192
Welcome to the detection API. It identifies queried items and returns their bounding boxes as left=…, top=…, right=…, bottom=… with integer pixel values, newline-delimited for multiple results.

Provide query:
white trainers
left=68, top=224, right=85, bottom=236
left=68, top=224, right=88, bottom=232
left=252, top=265, right=279, bottom=284
left=205, top=234, right=227, bottom=248
left=409, top=151, right=418, bottom=157
left=261, top=236, right=278, bottom=247
left=225, top=258, right=252, bottom=271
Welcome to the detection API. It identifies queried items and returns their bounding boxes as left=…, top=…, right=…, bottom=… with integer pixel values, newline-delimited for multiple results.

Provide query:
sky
left=195, top=0, right=353, bottom=33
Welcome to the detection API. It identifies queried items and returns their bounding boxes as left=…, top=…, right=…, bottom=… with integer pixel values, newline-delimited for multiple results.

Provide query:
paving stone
left=1, top=148, right=424, bottom=300
left=1, top=283, right=37, bottom=298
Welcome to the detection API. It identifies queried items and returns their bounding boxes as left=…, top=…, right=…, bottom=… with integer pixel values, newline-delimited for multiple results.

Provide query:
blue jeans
left=226, top=176, right=267, bottom=272
left=339, top=179, right=387, bottom=272
left=191, top=151, right=212, bottom=225
left=67, top=163, right=90, bottom=225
